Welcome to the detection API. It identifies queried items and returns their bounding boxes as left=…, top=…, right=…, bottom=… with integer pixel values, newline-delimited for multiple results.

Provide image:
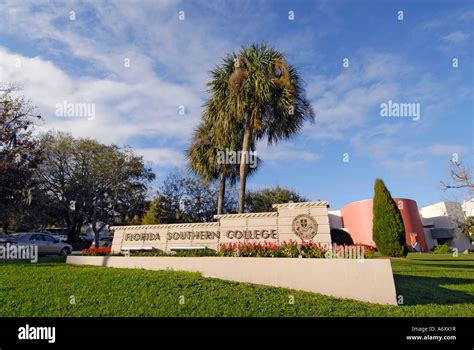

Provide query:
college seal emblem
left=292, top=214, right=318, bottom=239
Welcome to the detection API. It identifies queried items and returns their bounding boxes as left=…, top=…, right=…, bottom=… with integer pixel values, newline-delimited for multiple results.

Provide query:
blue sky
left=0, top=0, right=472, bottom=209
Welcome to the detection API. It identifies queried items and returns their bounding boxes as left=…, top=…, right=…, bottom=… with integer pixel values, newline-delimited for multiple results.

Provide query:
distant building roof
left=421, top=218, right=435, bottom=227
left=430, top=228, right=454, bottom=239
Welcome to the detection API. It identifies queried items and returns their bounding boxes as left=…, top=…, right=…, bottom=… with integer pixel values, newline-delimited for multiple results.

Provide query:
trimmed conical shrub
left=372, top=179, right=407, bottom=257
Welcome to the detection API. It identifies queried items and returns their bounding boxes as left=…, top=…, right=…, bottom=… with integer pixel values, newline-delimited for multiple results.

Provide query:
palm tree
left=187, top=99, right=260, bottom=215
left=207, top=43, right=314, bottom=212
left=186, top=119, right=225, bottom=214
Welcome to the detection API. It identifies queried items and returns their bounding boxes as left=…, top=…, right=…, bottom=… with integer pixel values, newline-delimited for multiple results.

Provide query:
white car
left=42, top=230, right=68, bottom=242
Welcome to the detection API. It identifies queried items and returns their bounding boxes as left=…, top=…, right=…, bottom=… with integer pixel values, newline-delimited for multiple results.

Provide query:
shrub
left=128, top=249, right=166, bottom=257
left=433, top=244, right=451, bottom=254
left=335, top=243, right=376, bottom=259
left=359, top=244, right=377, bottom=258
left=218, top=240, right=327, bottom=258
left=372, top=179, right=407, bottom=257
left=170, top=248, right=218, bottom=257
left=82, top=247, right=112, bottom=256
left=84, top=243, right=371, bottom=259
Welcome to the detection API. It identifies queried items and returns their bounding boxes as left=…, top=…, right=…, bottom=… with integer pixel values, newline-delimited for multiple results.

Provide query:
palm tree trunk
left=238, top=125, right=252, bottom=213
left=217, top=170, right=226, bottom=215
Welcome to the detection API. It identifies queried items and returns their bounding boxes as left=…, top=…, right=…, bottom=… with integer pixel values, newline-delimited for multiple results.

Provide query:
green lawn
left=0, top=253, right=472, bottom=317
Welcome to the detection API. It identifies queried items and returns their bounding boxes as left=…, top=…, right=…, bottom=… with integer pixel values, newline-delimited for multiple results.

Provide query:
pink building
left=340, top=198, right=429, bottom=252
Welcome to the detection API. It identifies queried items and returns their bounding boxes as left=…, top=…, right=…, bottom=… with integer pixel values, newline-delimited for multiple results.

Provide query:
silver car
left=8, top=233, right=73, bottom=256
left=90, top=236, right=113, bottom=248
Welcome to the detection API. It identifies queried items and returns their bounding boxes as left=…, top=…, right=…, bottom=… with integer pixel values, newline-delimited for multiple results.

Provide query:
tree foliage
left=37, top=132, right=155, bottom=244
left=0, top=85, right=43, bottom=232
left=372, top=179, right=407, bottom=257
left=245, top=186, right=308, bottom=213
left=186, top=116, right=259, bottom=215
left=206, top=43, right=314, bottom=212
left=463, top=216, right=474, bottom=242
left=143, top=172, right=237, bottom=224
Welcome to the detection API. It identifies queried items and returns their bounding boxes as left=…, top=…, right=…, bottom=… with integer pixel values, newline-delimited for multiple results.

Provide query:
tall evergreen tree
left=372, top=179, right=407, bottom=257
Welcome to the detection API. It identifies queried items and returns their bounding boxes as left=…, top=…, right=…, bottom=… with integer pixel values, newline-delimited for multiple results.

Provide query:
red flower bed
left=218, top=241, right=376, bottom=259
left=327, top=243, right=376, bottom=259
left=82, top=247, right=112, bottom=256
left=218, top=240, right=327, bottom=258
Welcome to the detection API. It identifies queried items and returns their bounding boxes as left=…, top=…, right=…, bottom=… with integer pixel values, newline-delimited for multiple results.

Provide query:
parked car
left=79, top=233, right=94, bottom=242
left=8, top=233, right=73, bottom=256
left=42, top=228, right=68, bottom=242
left=0, top=232, right=8, bottom=244
left=91, top=236, right=113, bottom=248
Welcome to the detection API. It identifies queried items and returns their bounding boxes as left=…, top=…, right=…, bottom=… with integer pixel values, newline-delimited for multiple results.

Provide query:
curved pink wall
left=341, top=200, right=375, bottom=246
left=340, top=198, right=428, bottom=252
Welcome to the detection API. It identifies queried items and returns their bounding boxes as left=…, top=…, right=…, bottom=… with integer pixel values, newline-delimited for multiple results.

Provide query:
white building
left=462, top=198, right=474, bottom=217
left=419, top=201, right=472, bottom=252
left=328, top=210, right=343, bottom=229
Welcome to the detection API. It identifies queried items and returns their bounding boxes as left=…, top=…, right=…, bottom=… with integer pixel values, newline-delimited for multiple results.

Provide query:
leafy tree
left=207, top=43, right=314, bottom=212
left=4, top=186, right=63, bottom=232
left=186, top=120, right=229, bottom=215
left=186, top=115, right=258, bottom=215
left=0, top=85, right=43, bottom=232
left=146, top=172, right=237, bottom=224
left=372, top=179, right=407, bottom=257
left=245, top=186, right=308, bottom=212
left=159, top=173, right=217, bottom=223
left=463, top=216, right=474, bottom=242
left=37, top=132, right=155, bottom=245
left=141, top=196, right=187, bottom=225
left=37, top=133, right=84, bottom=240
left=141, top=201, right=161, bottom=225
left=125, top=214, right=143, bottom=225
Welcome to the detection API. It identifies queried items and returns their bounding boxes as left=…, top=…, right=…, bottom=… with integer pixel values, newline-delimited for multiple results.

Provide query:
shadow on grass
left=410, top=258, right=474, bottom=262
left=412, top=263, right=474, bottom=270
left=394, top=274, right=474, bottom=305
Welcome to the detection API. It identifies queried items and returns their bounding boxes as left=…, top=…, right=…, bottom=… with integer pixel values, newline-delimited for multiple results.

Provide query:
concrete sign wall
left=66, top=256, right=398, bottom=305
left=111, top=201, right=332, bottom=252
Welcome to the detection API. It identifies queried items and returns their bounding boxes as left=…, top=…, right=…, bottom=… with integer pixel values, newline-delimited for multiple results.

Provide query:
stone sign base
left=66, top=256, right=398, bottom=305
left=111, top=201, right=332, bottom=253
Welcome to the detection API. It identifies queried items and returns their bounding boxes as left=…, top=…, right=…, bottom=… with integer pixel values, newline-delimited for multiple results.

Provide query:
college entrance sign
left=71, top=200, right=398, bottom=305
left=111, top=201, right=332, bottom=253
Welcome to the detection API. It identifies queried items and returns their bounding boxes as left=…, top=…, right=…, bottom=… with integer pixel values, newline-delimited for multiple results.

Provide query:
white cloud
left=420, top=10, right=474, bottom=31
left=257, top=142, right=321, bottom=163
left=0, top=0, right=247, bottom=154
left=302, top=46, right=470, bottom=175
left=378, top=159, right=427, bottom=177
left=0, top=46, right=202, bottom=145
left=441, top=31, right=470, bottom=44
left=416, top=144, right=467, bottom=157
left=135, top=148, right=185, bottom=167
left=1, top=1, right=471, bottom=182
left=350, top=134, right=468, bottom=175
left=305, top=52, right=407, bottom=141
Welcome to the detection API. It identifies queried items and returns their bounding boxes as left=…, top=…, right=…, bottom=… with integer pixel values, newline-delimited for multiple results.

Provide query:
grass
left=0, top=253, right=472, bottom=317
